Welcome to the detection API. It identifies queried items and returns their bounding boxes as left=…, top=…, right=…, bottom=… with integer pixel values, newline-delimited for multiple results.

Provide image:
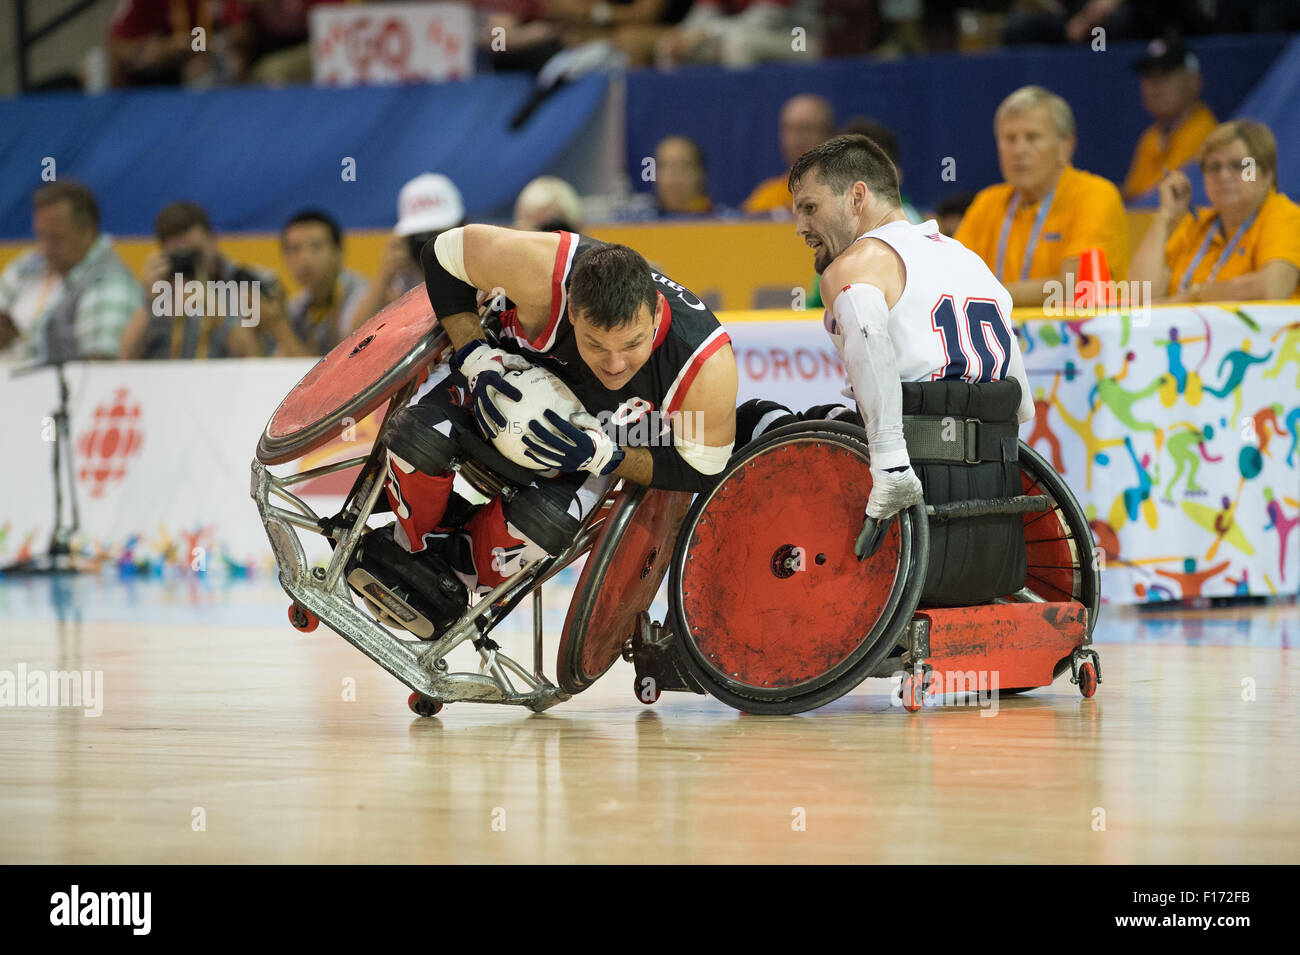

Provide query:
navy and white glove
left=451, top=340, right=531, bottom=439
left=521, top=410, right=625, bottom=476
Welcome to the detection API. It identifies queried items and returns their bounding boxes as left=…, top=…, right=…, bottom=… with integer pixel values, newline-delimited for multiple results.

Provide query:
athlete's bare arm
left=818, top=237, right=905, bottom=312
left=430, top=225, right=563, bottom=351
left=612, top=344, right=739, bottom=486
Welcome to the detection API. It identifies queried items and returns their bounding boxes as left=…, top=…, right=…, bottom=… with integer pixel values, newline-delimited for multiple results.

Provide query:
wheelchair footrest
left=913, top=601, right=1088, bottom=691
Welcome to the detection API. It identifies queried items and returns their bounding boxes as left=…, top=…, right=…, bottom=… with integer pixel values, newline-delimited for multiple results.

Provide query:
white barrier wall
left=2, top=305, right=1297, bottom=605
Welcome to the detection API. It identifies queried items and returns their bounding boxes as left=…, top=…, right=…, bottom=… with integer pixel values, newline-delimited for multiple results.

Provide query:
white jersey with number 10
left=824, top=218, right=1034, bottom=424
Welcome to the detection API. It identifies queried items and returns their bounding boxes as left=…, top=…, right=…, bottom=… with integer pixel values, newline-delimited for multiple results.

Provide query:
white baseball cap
left=395, top=173, right=465, bottom=236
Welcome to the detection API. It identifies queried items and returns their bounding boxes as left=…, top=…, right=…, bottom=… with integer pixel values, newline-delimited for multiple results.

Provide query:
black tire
left=1016, top=441, right=1101, bottom=640
left=668, top=420, right=929, bottom=715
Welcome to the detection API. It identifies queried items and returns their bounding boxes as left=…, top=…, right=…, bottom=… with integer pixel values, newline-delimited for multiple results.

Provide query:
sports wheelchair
left=251, top=293, right=1100, bottom=717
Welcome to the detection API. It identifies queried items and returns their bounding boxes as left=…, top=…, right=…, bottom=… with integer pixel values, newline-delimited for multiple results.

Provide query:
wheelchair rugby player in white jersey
left=737, top=134, right=1034, bottom=575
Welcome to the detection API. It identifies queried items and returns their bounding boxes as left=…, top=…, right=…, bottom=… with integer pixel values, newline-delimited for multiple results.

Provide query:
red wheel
left=1077, top=660, right=1097, bottom=699
left=634, top=676, right=661, bottom=705
left=288, top=603, right=319, bottom=632
left=558, top=485, right=692, bottom=695
left=669, top=421, right=928, bottom=715
left=901, top=674, right=924, bottom=712
left=408, top=692, right=443, bottom=717
left=257, top=286, right=445, bottom=465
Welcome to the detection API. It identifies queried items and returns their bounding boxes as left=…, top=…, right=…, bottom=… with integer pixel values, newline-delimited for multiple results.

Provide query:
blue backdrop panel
left=1234, top=34, right=1300, bottom=198
left=0, top=74, right=610, bottom=240
left=623, top=34, right=1292, bottom=212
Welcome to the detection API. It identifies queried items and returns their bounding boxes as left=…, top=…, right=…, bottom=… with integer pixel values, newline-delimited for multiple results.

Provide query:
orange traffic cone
left=1074, top=247, right=1112, bottom=310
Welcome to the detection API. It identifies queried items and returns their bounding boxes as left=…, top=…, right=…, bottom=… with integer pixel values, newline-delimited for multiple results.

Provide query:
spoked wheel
left=1017, top=440, right=1101, bottom=637
left=1016, top=442, right=1101, bottom=681
left=669, top=421, right=929, bottom=715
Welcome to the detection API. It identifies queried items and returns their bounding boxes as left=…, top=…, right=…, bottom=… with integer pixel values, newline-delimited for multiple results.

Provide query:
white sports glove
left=453, top=339, right=531, bottom=389
left=867, top=465, right=923, bottom=520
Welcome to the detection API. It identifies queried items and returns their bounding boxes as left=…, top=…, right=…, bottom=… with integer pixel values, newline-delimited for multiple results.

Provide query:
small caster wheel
left=288, top=603, right=319, bottom=632
left=408, top=692, right=443, bottom=717
left=901, top=673, right=924, bottom=712
left=634, top=676, right=661, bottom=705
left=1077, top=660, right=1097, bottom=699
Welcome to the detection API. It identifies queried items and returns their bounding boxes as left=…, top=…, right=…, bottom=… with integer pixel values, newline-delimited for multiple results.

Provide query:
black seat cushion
left=902, top=379, right=1026, bottom=606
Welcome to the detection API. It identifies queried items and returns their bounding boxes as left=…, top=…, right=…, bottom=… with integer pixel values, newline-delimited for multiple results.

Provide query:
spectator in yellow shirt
left=1122, top=38, right=1217, bottom=202
left=954, top=85, right=1129, bottom=307
left=742, top=93, right=834, bottom=217
left=1131, top=120, right=1300, bottom=303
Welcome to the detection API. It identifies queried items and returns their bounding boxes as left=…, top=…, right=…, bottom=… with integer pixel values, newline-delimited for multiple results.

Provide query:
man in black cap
left=1121, top=37, right=1217, bottom=203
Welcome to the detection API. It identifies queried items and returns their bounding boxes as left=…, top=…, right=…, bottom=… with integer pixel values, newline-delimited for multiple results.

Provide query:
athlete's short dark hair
left=568, top=243, right=657, bottom=330
left=788, top=134, right=901, bottom=206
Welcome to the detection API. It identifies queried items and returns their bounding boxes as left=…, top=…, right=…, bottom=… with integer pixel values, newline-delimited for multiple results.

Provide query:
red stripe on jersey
left=544, top=230, right=575, bottom=331
left=665, top=330, right=730, bottom=417
left=651, top=291, right=672, bottom=349
left=510, top=231, right=577, bottom=352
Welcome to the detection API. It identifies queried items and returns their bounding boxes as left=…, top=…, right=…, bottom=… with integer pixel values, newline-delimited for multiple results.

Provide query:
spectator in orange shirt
left=1122, top=38, right=1217, bottom=203
left=953, top=85, right=1129, bottom=308
left=1131, top=120, right=1300, bottom=303
left=741, top=94, right=834, bottom=218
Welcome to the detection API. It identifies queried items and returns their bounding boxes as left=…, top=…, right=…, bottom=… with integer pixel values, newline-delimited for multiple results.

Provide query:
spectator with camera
left=0, top=182, right=140, bottom=362
left=119, top=201, right=281, bottom=359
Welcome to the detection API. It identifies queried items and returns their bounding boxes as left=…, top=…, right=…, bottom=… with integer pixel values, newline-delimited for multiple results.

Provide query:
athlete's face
left=571, top=299, right=659, bottom=391
left=793, top=175, right=858, bottom=274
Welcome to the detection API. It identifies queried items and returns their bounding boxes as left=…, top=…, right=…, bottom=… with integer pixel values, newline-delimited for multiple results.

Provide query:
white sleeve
left=833, top=282, right=909, bottom=471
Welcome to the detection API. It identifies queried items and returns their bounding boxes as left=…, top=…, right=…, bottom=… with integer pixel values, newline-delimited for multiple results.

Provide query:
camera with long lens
left=168, top=249, right=201, bottom=279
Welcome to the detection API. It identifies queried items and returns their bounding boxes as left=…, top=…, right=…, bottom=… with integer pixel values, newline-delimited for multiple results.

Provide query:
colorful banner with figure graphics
left=1017, top=303, right=1300, bottom=604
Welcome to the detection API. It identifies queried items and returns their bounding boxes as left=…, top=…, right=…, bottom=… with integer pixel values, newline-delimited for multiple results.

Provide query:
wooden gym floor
left=0, top=574, right=1296, bottom=864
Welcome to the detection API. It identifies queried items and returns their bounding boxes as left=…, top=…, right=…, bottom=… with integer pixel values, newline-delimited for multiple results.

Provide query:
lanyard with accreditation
left=1175, top=209, right=1258, bottom=294
left=996, top=185, right=1057, bottom=283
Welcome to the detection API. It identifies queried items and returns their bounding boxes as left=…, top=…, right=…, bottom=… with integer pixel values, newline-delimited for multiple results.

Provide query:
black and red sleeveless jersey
left=489, top=232, right=730, bottom=425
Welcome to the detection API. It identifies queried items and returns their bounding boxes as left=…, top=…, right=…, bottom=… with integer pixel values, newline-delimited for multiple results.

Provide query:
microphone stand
left=2, top=358, right=83, bottom=575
